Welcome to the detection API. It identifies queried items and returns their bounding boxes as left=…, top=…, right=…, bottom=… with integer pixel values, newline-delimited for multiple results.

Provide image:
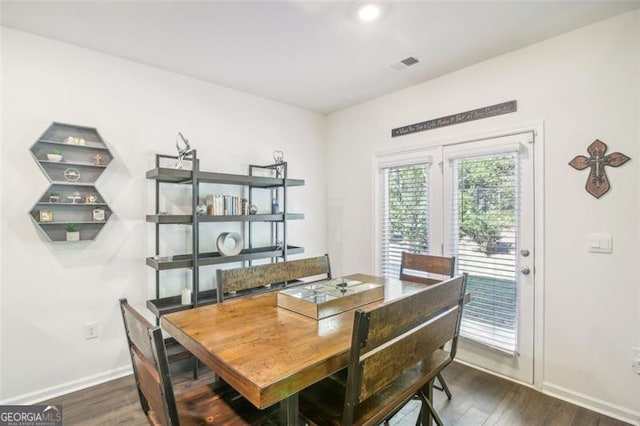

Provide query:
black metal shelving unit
left=145, top=153, right=305, bottom=318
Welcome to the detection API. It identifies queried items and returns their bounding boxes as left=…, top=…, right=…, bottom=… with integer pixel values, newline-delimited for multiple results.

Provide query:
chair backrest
left=399, top=252, right=455, bottom=286
left=119, top=298, right=178, bottom=425
left=216, top=254, right=331, bottom=301
left=342, top=273, right=467, bottom=425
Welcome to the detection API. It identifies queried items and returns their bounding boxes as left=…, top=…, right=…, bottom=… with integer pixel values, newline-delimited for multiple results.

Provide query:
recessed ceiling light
left=357, top=3, right=381, bottom=22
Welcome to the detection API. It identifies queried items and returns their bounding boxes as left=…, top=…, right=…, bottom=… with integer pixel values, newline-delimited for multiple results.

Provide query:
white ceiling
left=1, top=1, right=639, bottom=114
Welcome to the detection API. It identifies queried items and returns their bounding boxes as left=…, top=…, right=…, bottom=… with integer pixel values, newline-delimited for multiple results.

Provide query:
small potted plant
left=49, top=192, right=60, bottom=203
left=47, top=149, right=63, bottom=162
left=65, top=223, right=79, bottom=241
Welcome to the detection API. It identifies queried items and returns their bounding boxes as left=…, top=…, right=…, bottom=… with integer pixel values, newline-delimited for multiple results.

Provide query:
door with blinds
left=443, top=133, right=534, bottom=384
left=377, top=133, right=534, bottom=383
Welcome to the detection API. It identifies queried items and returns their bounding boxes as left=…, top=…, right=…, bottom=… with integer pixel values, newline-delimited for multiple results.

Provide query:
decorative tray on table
left=276, top=278, right=384, bottom=320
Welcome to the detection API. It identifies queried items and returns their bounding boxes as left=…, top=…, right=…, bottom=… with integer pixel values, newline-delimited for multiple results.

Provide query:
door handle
left=520, top=266, right=531, bottom=275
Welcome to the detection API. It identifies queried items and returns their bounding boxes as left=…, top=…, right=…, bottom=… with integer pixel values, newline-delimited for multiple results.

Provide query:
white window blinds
left=380, top=163, right=431, bottom=279
left=450, top=152, right=519, bottom=354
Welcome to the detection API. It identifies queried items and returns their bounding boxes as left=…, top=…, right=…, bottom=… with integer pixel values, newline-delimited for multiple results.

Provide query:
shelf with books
left=145, top=213, right=304, bottom=224
left=146, top=151, right=304, bottom=318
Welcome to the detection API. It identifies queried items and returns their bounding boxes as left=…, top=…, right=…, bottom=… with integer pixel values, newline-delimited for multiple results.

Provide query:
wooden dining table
left=161, top=273, right=433, bottom=425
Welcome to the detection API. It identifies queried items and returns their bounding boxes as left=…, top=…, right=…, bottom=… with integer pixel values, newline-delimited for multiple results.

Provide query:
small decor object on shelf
left=65, top=136, right=85, bottom=146
left=248, top=204, right=258, bottom=215
left=174, top=132, right=194, bottom=169
left=67, top=191, right=82, bottom=204
left=271, top=198, right=279, bottom=214
left=65, top=223, right=79, bottom=241
left=49, top=192, right=60, bottom=203
left=85, top=193, right=97, bottom=204
left=63, top=168, right=81, bottom=182
left=93, top=208, right=105, bottom=221
left=47, top=149, right=63, bottom=162
left=273, top=150, right=285, bottom=175
left=181, top=286, right=192, bottom=305
left=196, top=198, right=207, bottom=215
left=216, top=232, right=243, bottom=256
left=39, top=209, right=53, bottom=222
left=569, top=139, right=631, bottom=199
left=94, top=154, right=103, bottom=166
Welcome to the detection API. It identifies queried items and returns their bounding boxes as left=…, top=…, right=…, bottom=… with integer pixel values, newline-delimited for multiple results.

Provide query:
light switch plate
left=587, top=233, right=612, bottom=253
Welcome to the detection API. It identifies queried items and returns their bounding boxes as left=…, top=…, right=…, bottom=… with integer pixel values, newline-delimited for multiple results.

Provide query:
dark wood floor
left=42, top=361, right=631, bottom=425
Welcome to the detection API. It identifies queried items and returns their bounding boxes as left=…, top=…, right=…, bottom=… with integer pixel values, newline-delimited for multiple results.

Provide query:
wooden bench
left=298, top=273, right=468, bottom=426
left=216, top=254, right=332, bottom=302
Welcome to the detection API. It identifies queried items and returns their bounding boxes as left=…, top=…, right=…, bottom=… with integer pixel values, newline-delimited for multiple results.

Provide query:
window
left=380, top=162, right=431, bottom=279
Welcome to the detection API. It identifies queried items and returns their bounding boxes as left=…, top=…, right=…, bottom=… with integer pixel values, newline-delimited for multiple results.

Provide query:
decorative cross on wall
left=569, top=139, right=630, bottom=199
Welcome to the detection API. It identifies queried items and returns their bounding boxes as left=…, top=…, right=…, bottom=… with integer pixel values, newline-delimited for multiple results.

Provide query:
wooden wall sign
left=391, top=100, right=517, bottom=138
left=569, top=139, right=630, bottom=199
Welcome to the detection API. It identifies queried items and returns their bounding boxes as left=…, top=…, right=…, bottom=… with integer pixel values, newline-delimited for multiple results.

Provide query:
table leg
left=279, top=393, right=300, bottom=425
left=422, top=381, right=433, bottom=426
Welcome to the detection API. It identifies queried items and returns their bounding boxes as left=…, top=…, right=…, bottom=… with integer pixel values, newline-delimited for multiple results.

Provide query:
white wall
left=326, top=10, right=639, bottom=423
left=0, top=28, right=327, bottom=402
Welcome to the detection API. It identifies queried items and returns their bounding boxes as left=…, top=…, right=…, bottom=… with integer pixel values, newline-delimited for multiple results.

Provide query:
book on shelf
left=204, top=195, right=248, bottom=216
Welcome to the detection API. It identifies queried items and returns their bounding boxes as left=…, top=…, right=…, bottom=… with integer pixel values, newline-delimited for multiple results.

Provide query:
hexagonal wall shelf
left=29, top=122, right=114, bottom=242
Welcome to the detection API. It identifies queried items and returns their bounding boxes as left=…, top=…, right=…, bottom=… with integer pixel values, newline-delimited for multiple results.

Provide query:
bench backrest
left=342, top=273, right=467, bottom=425
left=216, top=254, right=331, bottom=300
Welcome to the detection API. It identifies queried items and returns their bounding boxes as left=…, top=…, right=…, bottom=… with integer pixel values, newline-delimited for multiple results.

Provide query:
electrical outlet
left=85, top=322, right=98, bottom=340
left=633, top=347, right=640, bottom=374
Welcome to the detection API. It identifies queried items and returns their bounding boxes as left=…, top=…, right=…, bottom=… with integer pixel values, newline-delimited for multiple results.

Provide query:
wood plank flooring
left=41, top=361, right=631, bottom=425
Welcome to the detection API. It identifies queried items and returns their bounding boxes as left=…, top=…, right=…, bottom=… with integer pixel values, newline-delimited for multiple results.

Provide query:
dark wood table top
left=161, top=273, right=429, bottom=409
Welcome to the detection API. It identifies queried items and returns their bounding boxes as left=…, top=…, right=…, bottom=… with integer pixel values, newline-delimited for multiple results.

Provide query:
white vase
left=47, top=154, right=63, bottom=162
left=66, top=231, right=80, bottom=241
left=181, top=288, right=192, bottom=305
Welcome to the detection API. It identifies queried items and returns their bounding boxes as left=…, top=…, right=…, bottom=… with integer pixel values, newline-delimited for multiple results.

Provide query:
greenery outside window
left=380, top=163, right=430, bottom=278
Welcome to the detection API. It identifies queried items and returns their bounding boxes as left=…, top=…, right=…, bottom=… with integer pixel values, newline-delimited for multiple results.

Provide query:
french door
left=443, top=133, right=534, bottom=384
left=378, top=131, right=535, bottom=384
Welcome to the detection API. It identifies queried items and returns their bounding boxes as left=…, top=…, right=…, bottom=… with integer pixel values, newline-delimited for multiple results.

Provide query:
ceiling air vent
left=389, top=56, right=420, bottom=70
left=401, top=56, right=419, bottom=66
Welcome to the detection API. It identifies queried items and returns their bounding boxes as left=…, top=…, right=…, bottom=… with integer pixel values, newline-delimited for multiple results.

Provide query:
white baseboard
left=0, top=365, right=132, bottom=406
left=543, top=382, right=639, bottom=426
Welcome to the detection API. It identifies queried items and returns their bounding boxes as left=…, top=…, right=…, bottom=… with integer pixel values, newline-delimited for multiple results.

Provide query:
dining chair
left=400, top=252, right=456, bottom=287
left=119, top=298, right=278, bottom=425
left=399, top=252, right=456, bottom=401
left=216, top=254, right=331, bottom=302
left=298, top=273, right=467, bottom=426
